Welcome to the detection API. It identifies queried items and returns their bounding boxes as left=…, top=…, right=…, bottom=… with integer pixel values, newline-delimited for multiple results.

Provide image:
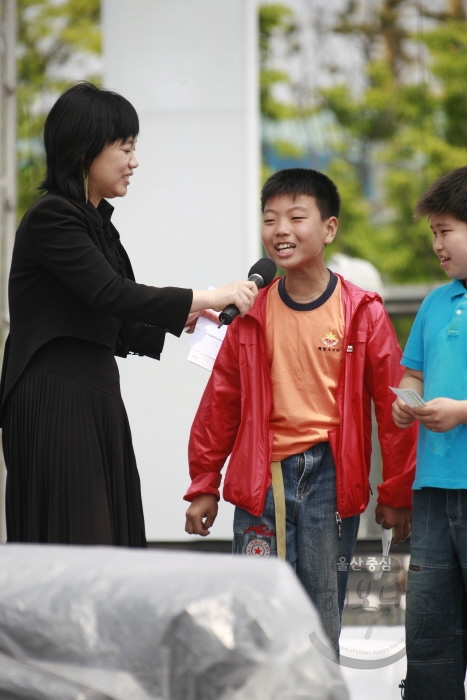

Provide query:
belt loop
left=271, top=460, right=286, bottom=561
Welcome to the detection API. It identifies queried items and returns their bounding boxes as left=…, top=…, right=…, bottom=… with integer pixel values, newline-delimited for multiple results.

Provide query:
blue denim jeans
left=232, top=442, right=359, bottom=654
left=404, top=488, right=467, bottom=700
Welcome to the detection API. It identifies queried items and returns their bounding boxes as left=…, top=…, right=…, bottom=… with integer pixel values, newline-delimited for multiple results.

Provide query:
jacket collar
left=46, top=191, right=115, bottom=231
left=244, top=273, right=382, bottom=326
left=244, top=278, right=278, bottom=325
left=97, top=198, right=115, bottom=225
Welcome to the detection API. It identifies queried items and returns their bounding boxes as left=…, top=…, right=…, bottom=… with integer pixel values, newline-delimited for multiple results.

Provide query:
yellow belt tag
left=271, top=460, right=286, bottom=561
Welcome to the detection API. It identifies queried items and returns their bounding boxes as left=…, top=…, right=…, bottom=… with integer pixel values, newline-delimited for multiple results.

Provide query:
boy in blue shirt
left=393, top=166, right=467, bottom=700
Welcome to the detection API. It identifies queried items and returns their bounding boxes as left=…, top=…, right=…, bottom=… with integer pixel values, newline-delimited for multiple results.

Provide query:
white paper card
left=374, top=524, right=393, bottom=581
left=187, top=347, right=215, bottom=371
left=389, top=386, right=426, bottom=408
left=187, top=312, right=227, bottom=371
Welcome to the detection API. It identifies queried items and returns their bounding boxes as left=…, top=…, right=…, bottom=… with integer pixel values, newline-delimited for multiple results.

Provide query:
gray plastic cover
left=0, top=545, right=349, bottom=699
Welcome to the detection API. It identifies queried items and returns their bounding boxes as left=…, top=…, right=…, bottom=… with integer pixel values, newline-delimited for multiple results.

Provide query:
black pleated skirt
left=2, top=337, right=147, bottom=547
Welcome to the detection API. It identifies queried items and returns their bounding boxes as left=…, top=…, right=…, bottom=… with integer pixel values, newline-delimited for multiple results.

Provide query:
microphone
left=218, top=258, right=278, bottom=327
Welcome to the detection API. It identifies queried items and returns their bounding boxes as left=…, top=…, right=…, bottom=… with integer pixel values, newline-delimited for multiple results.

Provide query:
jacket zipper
left=335, top=511, right=342, bottom=540
left=249, top=289, right=274, bottom=514
left=335, top=283, right=368, bottom=516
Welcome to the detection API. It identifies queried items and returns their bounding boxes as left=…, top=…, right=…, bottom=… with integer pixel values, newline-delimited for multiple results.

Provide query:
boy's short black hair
left=415, top=166, right=467, bottom=223
left=261, top=167, right=340, bottom=219
left=40, top=81, right=139, bottom=202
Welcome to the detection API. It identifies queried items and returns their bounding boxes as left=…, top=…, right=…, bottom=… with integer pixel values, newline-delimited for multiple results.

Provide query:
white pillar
left=0, top=0, right=16, bottom=543
left=102, top=0, right=260, bottom=540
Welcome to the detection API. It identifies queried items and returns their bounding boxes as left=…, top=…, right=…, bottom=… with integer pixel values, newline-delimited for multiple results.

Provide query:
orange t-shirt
left=266, top=274, right=344, bottom=461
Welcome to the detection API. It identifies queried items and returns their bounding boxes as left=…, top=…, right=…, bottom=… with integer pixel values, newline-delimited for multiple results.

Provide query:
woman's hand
left=190, top=280, right=258, bottom=316
left=184, top=309, right=220, bottom=334
left=210, top=280, right=258, bottom=315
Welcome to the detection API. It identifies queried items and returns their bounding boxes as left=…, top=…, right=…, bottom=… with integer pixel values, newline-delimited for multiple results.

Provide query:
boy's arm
left=375, top=369, right=420, bottom=542
left=364, top=304, right=417, bottom=541
left=183, top=322, right=242, bottom=536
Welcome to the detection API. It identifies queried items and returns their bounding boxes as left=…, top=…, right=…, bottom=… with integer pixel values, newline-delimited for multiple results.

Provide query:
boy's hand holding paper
left=390, top=386, right=426, bottom=408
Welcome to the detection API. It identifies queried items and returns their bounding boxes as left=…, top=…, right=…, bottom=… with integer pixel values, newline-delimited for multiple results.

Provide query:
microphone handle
left=218, top=304, right=239, bottom=327
left=217, top=273, right=265, bottom=328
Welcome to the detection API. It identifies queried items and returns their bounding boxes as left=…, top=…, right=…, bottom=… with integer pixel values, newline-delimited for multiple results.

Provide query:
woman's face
left=87, top=138, right=138, bottom=207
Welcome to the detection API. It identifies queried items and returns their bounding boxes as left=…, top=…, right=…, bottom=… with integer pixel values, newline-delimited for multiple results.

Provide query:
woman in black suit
left=0, top=82, right=257, bottom=546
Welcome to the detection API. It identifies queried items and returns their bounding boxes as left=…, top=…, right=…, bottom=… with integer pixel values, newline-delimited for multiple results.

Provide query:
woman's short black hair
left=40, top=81, right=139, bottom=201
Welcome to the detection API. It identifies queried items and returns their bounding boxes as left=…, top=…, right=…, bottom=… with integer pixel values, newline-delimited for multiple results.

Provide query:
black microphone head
left=248, top=258, right=277, bottom=287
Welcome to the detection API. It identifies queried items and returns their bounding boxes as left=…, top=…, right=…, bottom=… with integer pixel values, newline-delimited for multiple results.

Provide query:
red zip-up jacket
left=185, top=275, right=416, bottom=519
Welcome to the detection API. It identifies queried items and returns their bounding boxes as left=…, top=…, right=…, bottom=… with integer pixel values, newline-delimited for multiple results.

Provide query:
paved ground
left=340, top=626, right=406, bottom=700
left=337, top=547, right=408, bottom=699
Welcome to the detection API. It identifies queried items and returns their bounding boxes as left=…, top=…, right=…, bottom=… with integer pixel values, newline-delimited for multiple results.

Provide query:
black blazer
left=0, top=193, right=193, bottom=411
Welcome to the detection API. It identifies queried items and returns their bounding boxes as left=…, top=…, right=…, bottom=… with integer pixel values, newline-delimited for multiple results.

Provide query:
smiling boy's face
left=430, top=213, right=467, bottom=282
left=261, top=194, right=337, bottom=272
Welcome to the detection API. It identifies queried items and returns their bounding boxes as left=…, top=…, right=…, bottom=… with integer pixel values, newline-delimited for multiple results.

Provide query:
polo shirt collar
left=450, top=278, right=467, bottom=299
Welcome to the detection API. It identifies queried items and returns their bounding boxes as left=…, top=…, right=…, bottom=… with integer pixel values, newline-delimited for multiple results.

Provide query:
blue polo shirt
left=402, top=278, right=467, bottom=489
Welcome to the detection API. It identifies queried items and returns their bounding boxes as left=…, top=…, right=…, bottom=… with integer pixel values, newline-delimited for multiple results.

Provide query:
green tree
left=258, top=3, right=305, bottom=185
left=259, top=3, right=298, bottom=122
left=258, top=1, right=412, bottom=269
left=17, top=0, right=101, bottom=217
left=376, top=12, right=467, bottom=282
left=315, top=0, right=467, bottom=282
left=259, top=1, right=467, bottom=282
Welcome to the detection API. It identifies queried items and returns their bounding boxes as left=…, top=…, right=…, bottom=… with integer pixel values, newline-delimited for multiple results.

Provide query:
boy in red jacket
left=184, top=168, right=416, bottom=654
